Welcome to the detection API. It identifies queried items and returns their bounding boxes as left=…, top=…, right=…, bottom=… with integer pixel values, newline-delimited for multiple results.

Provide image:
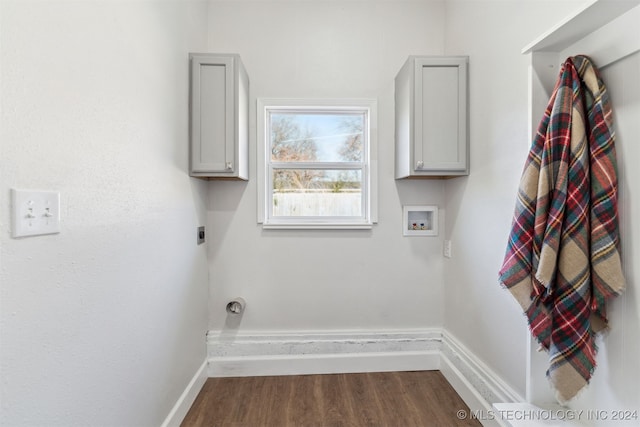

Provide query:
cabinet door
left=414, top=57, right=468, bottom=173
left=190, top=55, right=235, bottom=174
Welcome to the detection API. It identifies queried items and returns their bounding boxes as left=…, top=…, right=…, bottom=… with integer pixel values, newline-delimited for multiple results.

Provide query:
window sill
left=261, top=222, right=374, bottom=230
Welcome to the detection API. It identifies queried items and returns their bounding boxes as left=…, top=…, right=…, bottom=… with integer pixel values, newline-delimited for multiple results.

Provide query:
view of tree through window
left=268, top=110, right=366, bottom=218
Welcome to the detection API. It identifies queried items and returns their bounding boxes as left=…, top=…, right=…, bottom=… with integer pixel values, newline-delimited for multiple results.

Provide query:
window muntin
left=258, top=100, right=377, bottom=229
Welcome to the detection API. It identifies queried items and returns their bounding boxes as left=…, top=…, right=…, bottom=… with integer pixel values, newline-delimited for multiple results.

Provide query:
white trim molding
left=161, top=358, right=208, bottom=427
left=441, top=331, right=523, bottom=404
left=440, top=331, right=523, bottom=427
left=207, top=329, right=441, bottom=377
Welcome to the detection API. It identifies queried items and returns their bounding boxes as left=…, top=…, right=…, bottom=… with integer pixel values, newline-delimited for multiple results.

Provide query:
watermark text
left=456, top=408, right=639, bottom=422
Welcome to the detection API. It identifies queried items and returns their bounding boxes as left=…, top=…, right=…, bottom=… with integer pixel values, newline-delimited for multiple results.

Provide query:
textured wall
left=205, top=0, right=448, bottom=334
left=0, top=1, right=209, bottom=425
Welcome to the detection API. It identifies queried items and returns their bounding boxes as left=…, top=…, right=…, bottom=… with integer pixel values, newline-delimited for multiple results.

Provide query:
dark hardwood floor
left=182, top=371, right=482, bottom=427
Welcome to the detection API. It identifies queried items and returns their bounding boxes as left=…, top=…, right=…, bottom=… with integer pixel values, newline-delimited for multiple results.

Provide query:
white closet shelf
left=522, top=0, right=640, bottom=54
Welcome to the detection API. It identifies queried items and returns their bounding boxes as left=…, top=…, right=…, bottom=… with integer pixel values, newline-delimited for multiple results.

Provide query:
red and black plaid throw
left=499, top=55, right=625, bottom=403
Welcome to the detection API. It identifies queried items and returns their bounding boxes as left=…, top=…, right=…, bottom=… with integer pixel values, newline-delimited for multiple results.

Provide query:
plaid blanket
left=499, top=55, right=625, bottom=403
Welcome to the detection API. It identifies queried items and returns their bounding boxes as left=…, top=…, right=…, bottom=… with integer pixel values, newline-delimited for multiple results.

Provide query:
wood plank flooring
left=181, top=371, right=481, bottom=427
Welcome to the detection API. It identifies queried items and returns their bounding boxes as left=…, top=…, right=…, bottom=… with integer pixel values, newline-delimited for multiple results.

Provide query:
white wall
left=0, top=1, right=210, bottom=425
left=442, top=0, right=579, bottom=396
left=554, top=13, right=640, bottom=424
left=206, top=0, right=448, bottom=334
left=443, top=0, right=640, bottom=413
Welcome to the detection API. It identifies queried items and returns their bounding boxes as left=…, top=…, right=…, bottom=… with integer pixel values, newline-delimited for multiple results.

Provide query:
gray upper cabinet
left=395, top=56, right=469, bottom=179
left=190, top=53, right=249, bottom=180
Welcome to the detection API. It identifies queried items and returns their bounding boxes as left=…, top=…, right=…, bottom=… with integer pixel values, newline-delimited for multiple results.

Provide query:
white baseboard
left=161, top=358, right=208, bottom=427
left=440, top=331, right=523, bottom=427
left=207, top=329, right=442, bottom=377
left=441, top=355, right=506, bottom=427
left=209, top=351, right=440, bottom=377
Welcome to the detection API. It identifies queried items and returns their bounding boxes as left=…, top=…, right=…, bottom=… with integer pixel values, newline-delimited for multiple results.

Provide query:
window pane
left=270, top=112, right=364, bottom=162
left=272, top=169, right=362, bottom=217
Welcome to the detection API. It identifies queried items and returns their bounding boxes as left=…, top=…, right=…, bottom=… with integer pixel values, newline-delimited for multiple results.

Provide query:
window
left=257, top=99, right=378, bottom=229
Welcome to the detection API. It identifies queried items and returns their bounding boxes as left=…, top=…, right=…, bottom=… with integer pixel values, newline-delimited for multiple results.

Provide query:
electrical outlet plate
left=443, top=240, right=452, bottom=258
left=11, top=189, right=61, bottom=238
left=197, top=226, right=205, bottom=245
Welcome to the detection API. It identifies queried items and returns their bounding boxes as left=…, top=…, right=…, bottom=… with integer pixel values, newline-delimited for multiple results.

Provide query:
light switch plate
left=11, top=189, right=61, bottom=238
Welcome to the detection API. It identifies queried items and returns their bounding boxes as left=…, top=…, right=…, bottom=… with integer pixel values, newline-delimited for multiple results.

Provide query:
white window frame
left=257, top=98, right=378, bottom=229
